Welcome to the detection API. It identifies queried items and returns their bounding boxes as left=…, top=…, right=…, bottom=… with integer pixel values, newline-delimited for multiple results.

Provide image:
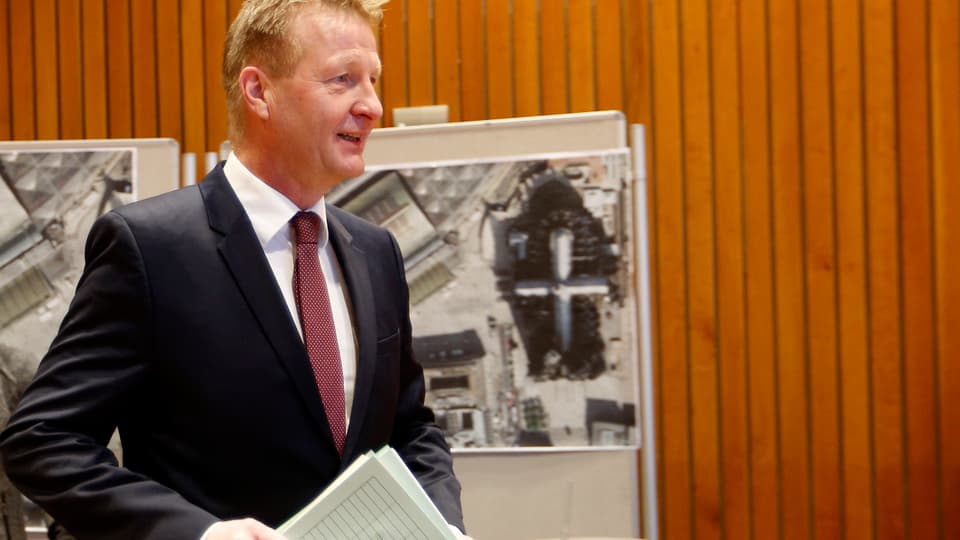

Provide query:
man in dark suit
left=0, top=1, right=467, bottom=539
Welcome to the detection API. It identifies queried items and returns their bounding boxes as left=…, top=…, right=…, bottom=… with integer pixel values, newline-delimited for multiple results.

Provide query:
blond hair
left=223, top=0, right=388, bottom=143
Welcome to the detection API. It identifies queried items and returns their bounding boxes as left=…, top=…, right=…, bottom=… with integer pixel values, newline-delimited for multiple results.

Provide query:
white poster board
left=360, top=112, right=649, bottom=539
left=0, top=138, right=179, bottom=200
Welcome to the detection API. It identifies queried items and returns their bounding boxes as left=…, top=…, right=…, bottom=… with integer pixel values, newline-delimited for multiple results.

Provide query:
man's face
left=267, top=6, right=383, bottom=192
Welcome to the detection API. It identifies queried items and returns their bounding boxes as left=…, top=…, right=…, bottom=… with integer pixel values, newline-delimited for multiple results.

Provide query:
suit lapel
left=326, top=207, right=377, bottom=461
left=199, top=168, right=336, bottom=442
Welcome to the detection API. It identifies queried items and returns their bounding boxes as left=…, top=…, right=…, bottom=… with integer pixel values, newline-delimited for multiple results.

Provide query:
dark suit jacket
left=0, top=166, right=463, bottom=540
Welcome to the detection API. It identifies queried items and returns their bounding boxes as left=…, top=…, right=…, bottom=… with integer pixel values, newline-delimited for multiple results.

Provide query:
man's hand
left=204, top=518, right=288, bottom=540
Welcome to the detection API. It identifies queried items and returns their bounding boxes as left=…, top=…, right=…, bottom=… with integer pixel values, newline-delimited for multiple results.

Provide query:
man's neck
left=232, top=144, right=326, bottom=210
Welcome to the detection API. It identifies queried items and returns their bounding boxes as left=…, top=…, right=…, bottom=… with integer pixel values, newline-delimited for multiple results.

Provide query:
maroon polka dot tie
left=292, top=211, right=346, bottom=455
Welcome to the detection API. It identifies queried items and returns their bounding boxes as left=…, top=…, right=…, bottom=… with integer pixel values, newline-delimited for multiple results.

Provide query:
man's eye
left=335, top=74, right=349, bottom=83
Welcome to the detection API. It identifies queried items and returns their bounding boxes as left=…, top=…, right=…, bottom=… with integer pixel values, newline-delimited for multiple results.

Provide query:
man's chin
left=337, top=160, right=366, bottom=180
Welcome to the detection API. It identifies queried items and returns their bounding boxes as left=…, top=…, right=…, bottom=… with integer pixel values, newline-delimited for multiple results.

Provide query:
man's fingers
left=248, top=519, right=289, bottom=540
left=206, top=518, right=288, bottom=540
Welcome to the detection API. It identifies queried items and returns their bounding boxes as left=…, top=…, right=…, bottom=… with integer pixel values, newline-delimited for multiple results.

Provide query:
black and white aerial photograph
left=331, top=149, right=639, bottom=450
left=0, top=149, right=135, bottom=364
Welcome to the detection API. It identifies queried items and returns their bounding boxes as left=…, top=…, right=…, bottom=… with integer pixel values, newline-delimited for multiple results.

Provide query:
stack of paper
left=278, top=446, right=456, bottom=540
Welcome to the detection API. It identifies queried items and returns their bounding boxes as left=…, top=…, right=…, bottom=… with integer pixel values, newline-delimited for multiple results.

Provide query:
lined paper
left=278, top=447, right=455, bottom=540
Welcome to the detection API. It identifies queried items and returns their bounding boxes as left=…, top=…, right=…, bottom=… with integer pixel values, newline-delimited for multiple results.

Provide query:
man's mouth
left=338, top=133, right=362, bottom=143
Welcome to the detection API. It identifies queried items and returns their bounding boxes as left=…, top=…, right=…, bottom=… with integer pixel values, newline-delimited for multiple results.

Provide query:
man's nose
left=354, top=84, right=383, bottom=121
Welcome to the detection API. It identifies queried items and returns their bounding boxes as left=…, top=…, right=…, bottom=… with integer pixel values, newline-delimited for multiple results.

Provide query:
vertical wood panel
left=57, top=0, right=84, bottom=139
left=81, top=0, right=107, bottom=139
left=433, top=0, right=460, bottom=121
left=512, top=0, right=540, bottom=117
left=623, top=0, right=646, bottom=127
left=567, top=0, right=595, bottom=112
left=740, top=3, right=779, bottom=537
left=679, top=0, right=720, bottom=538
left=595, top=0, right=624, bottom=112
left=203, top=0, right=227, bottom=150
left=768, top=0, right=812, bottom=538
left=540, top=1, right=568, bottom=115
left=34, top=0, right=58, bottom=139
left=180, top=0, right=206, bottom=165
left=650, top=1, right=691, bottom=538
left=156, top=0, right=182, bottom=143
left=374, top=25, right=383, bottom=129
left=863, top=0, right=907, bottom=537
left=106, top=0, right=132, bottom=138
left=10, top=1, right=35, bottom=139
left=380, top=0, right=406, bottom=126
left=458, top=0, right=484, bottom=121
left=895, top=0, right=939, bottom=538
left=798, top=0, right=842, bottom=537
left=711, top=0, right=749, bottom=537
left=930, top=0, right=960, bottom=536
left=485, top=0, right=512, bottom=118
left=0, top=0, right=9, bottom=139
left=406, top=0, right=432, bottom=106
left=625, top=3, right=652, bottom=525
left=131, top=0, right=158, bottom=137
left=831, top=0, right=875, bottom=536
left=228, top=0, right=242, bottom=141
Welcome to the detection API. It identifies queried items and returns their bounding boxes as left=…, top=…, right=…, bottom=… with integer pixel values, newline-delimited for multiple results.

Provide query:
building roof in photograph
left=413, top=329, right=485, bottom=368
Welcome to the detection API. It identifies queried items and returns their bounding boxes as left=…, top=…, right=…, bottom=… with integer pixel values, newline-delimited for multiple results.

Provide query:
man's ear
left=239, top=66, right=270, bottom=120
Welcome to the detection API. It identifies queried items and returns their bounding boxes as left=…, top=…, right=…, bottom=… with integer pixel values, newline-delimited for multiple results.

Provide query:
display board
left=358, top=112, right=650, bottom=539
left=333, top=149, right=638, bottom=451
left=0, top=138, right=180, bottom=200
left=363, top=111, right=628, bottom=165
left=0, top=138, right=179, bottom=362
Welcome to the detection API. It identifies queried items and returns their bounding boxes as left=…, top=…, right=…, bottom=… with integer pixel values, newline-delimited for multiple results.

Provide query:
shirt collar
left=222, top=152, right=329, bottom=249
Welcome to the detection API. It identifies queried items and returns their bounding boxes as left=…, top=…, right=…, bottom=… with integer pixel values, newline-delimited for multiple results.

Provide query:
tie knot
left=292, top=211, right=321, bottom=245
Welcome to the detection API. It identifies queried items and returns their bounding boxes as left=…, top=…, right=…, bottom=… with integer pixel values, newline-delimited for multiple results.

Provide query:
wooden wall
left=0, top=0, right=643, bottom=158
left=0, top=0, right=242, bottom=162
left=639, top=0, right=960, bottom=539
left=1, top=1, right=958, bottom=540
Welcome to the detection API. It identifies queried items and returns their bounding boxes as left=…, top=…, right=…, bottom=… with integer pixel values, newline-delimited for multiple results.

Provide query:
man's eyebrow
left=337, top=54, right=382, bottom=74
